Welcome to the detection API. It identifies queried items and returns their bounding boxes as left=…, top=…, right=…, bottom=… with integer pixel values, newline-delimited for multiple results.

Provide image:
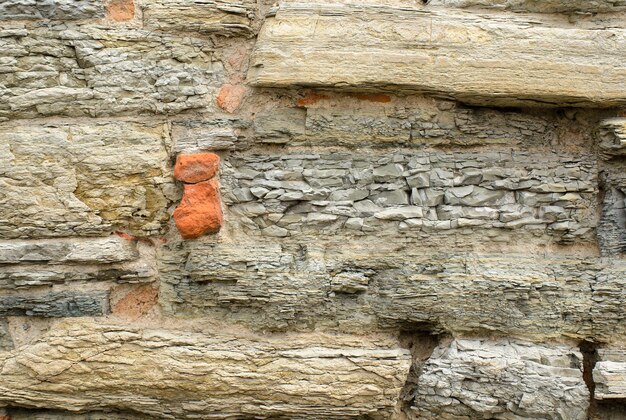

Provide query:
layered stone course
left=1, top=0, right=626, bottom=418
left=221, top=150, right=597, bottom=242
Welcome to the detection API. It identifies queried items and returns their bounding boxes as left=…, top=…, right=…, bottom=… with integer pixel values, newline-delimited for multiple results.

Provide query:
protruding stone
left=173, top=179, right=223, bottom=239
left=174, top=153, right=221, bottom=184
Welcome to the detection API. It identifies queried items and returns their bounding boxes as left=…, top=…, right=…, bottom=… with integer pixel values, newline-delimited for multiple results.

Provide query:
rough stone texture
left=0, top=0, right=105, bottom=20
left=0, top=319, right=411, bottom=419
left=141, top=0, right=256, bottom=37
left=249, top=1, right=626, bottom=107
left=160, top=239, right=626, bottom=342
left=1, top=0, right=625, bottom=418
left=0, top=291, right=109, bottom=317
left=221, top=150, right=597, bottom=243
left=411, top=339, right=589, bottom=419
left=0, top=319, right=12, bottom=351
left=0, top=122, right=176, bottom=238
left=597, top=118, right=626, bottom=158
left=594, top=348, right=626, bottom=400
left=0, top=24, right=222, bottom=120
left=429, top=0, right=626, bottom=13
left=171, top=118, right=249, bottom=152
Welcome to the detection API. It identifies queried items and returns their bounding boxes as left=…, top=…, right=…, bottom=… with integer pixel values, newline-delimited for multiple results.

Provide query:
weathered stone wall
left=1, top=0, right=626, bottom=419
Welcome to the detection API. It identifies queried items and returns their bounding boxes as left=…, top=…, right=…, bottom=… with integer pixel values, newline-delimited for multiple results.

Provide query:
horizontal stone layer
left=0, top=237, right=138, bottom=264
left=160, top=239, right=626, bottom=342
left=0, top=319, right=411, bottom=419
left=594, top=348, right=626, bottom=400
left=221, top=150, right=597, bottom=243
left=172, top=118, right=249, bottom=152
left=249, top=1, right=626, bottom=106
left=0, top=122, right=175, bottom=238
left=253, top=101, right=560, bottom=147
left=411, top=339, right=588, bottom=419
left=429, top=0, right=626, bottom=13
left=0, top=0, right=104, bottom=20
left=0, top=24, right=221, bottom=120
left=141, top=0, right=256, bottom=36
left=0, top=291, right=109, bottom=317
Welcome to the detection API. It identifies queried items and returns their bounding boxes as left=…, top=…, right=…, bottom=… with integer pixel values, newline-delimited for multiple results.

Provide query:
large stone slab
left=411, top=339, right=589, bottom=419
left=0, top=122, right=176, bottom=238
left=0, top=319, right=411, bottom=419
left=249, top=1, right=626, bottom=106
left=0, top=24, right=221, bottom=120
left=160, top=239, right=626, bottom=342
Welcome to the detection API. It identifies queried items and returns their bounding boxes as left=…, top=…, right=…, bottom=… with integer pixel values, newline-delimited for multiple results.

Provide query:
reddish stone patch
left=114, top=230, right=138, bottom=241
left=112, top=285, right=158, bottom=320
left=106, top=0, right=135, bottom=21
left=174, top=153, right=220, bottom=184
left=297, top=92, right=329, bottom=107
left=216, top=84, right=247, bottom=113
left=350, top=93, right=392, bottom=103
left=174, top=178, right=223, bottom=239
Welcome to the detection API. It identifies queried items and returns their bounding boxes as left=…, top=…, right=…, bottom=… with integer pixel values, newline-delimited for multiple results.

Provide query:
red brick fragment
left=174, top=153, right=220, bottom=184
left=112, top=285, right=158, bottom=320
left=173, top=178, right=223, bottom=239
left=216, top=84, right=247, bottom=113
left=350, top=93, right=392, bottom=103
left=297, top=92, right=329, bottom=107
left=106, top=0, right=135, bottom=21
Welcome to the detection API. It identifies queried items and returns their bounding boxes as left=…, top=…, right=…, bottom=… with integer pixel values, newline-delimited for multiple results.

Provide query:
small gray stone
left=374, top=206, right=424, bottom=220
left=261, top=226, right=290, bottom=237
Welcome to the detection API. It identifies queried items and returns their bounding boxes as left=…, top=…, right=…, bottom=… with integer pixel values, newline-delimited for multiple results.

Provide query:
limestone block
left=0, top=122, right=176, bottom=238
left=0, top=0, right=105, bottom=20
left=411, top=339, right=589, bottom=419
left=0, top=319, right=411, bottom=419
left=160, top=239, right=626, bottom=342
left=220, top=150, right=597, bottom=242
left=171, top=119, right=249, bottom=152
left=0, top=237, right=138, bottom=264
left=254, top=103, right=557, bottom=147
left=141, top=0, right=256, bottom=36
left=428, top=0, right=626, bottom=13
left=249, top=1, right=626, bottom=106
left=0, top=24, right=221, bottom=120
left=0, top=291, right=109, bottom=317
left=594, top=349, right=626, bottom=400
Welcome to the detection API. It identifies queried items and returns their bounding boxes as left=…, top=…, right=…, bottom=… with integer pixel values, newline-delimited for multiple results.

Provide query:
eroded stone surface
left=249, top=1, right=626, bottom=106
left=160, top=239, right=626, bottom=342
left=411, top=339, right=589, bottom=419
left=0, top=0, right=105, bottom=20
left=0, top=319, right=411, bottom=419
left=0, top=122, right=176, bottom=238
left=0, top=24, right=222, bottom=120
left=220, top=150, right=597, bottom=243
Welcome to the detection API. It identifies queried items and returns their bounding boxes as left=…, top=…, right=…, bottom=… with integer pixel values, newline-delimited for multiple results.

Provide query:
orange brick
left=174, top=153, right=220, bottom=184
left=174, top=178, right=223, bottom=239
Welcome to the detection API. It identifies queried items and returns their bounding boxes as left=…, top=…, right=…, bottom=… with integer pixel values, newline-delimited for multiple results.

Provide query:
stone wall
left=1, top=0, right=626, bottom=419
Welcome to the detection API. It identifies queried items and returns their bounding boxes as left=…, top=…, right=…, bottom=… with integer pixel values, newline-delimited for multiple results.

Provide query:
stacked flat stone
left=1, top=0, right=626, bottom=418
